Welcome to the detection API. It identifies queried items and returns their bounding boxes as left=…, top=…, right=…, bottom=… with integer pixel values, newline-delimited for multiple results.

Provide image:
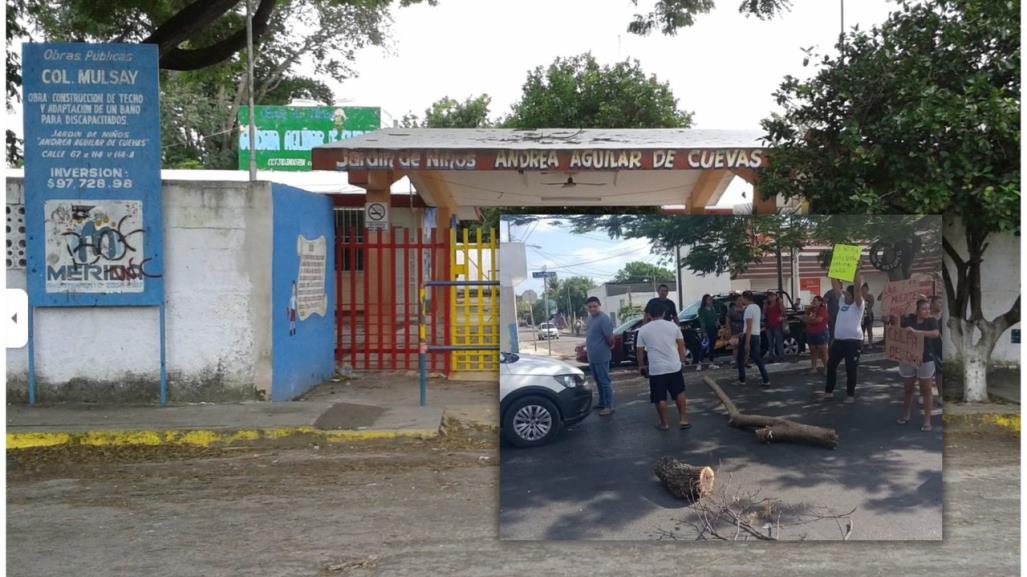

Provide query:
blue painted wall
left=271, top=184, right=335, bottom=401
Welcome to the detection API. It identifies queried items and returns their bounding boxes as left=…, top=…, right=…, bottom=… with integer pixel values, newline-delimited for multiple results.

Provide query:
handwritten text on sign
left=827, top=244, right=862, bottom=282
left=885, top=325, right=924, bottom=368
left=880, top=274, right=938, bottom=318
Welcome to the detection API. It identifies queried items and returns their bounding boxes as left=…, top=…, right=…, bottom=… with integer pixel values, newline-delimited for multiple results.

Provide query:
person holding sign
left=896, top=299, right=941, bottom=431
left=819, top=267, right=865, bottom=403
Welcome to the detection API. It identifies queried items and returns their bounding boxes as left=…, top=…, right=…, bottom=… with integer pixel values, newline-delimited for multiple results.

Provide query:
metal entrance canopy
left=311, top=128, right=775, bottom=216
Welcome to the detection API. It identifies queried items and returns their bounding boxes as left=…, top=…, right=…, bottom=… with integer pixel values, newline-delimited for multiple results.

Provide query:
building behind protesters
left=736, top=291, right=770, bottom=387
left=635, top=300, right=691, bottom=431
left=585, top=296, right=615, bottom=416
left=821, top=269, right=866, bottom=403
left=896, top=298, right=942, bottom=431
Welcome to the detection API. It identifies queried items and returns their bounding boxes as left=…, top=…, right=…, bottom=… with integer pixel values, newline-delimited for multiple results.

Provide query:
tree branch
left=142, top=0, right=239, bottom=54
left=942, top=236, right=969, bottom=320
left=155, top=0, right=276, bottom=71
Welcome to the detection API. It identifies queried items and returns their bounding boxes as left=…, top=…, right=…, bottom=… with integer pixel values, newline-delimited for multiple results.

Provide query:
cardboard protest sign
left=827, top=244, right=862, bottom=282
left=885, top=325, right=924, bottom=367
left=880, top=274, right=939, bottom=318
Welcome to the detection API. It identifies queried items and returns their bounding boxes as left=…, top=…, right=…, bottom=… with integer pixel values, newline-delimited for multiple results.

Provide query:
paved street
left=6, top=419, right=1017, bottom=577
left=516, top=328, right=584, bottom=361
left=501, top=360, right=943, bottom=540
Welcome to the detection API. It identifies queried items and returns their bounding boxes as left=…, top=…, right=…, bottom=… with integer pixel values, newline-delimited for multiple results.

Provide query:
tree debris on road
left=653, top=457, right=715, bottom=500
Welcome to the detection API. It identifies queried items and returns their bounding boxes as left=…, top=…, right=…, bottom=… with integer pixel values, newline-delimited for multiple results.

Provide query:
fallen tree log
left=654, top=457, right=715, bottom=500
left=702, top=377, right=839, bottom=449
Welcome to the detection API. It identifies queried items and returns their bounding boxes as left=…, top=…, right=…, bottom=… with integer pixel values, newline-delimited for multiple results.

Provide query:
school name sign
left=313, top=148, right=767, bottom=172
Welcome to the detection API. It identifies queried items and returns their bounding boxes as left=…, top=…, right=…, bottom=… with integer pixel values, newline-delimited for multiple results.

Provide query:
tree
left=612, top=261, right=675, bottom=284
left=8, top=0, right=418, bottom=167
left=549, top=276, right=598, bottom=320
left=758, top=0, right=1019, bottom=401
left=504, top=53, right=693, bottom=129
left=627, top=0, right=792, bottom=35
left=403, top=94, right=493, bottom=128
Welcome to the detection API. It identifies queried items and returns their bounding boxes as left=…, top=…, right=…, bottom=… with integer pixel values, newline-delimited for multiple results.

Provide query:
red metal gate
left=335, top=214, right=449, bottom=372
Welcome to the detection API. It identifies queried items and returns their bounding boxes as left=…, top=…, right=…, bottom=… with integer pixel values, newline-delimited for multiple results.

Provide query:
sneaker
left=709, top=363, right=720, bottom=369
left=844, top=395, right=856, bottom=404
left=761, top=381, right=771, bottom=388
left=599, top=408, right=613, bottom=416
left=737, top=380, right=747, bottom=386
left=816, top=391, right=832, bottom=401
left=695, top=365, right=703, bottom=372
left=593, top=405, right=606, bottom=411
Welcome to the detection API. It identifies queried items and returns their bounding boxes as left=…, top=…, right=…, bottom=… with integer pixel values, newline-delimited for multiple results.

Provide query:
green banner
left=238, top=106, right=380, bottom=171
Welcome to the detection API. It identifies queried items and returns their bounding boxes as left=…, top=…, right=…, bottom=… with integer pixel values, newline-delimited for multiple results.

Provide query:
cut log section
left=654, top=457, right=715, bottom=500
left=702, top=376, right=839, bottom=449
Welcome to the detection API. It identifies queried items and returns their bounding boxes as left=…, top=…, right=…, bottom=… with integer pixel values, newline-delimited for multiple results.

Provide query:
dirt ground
left=6, top=427, right=1019, bottom=577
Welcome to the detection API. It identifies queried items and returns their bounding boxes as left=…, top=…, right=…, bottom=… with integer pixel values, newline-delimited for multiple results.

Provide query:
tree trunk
left=653, top=457, right=715, bottom=500
left=703, top=377, right=839, bottom=449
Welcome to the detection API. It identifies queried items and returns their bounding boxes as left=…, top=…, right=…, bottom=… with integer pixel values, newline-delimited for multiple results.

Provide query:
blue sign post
left=22, top=43, right=165, bottom=404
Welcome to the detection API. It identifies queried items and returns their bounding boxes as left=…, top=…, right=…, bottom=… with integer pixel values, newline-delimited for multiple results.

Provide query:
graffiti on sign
left=296, top=235, right=327, bottom=320
left=320, top=148, right=767, bottom=172
left=885, top=324, right=924, bottom=368
left=43, top=199, right=158, bottom=292
left=880, top=274, right=938, bottom=318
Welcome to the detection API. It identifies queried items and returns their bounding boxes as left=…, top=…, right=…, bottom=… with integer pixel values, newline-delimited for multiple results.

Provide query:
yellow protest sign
left=827, top=244, right=862, bottom=282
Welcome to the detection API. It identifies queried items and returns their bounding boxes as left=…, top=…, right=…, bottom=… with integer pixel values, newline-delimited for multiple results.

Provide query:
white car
left=499, top=352, right=593, bottom=447
left=536, top=322, right=560, bottom=340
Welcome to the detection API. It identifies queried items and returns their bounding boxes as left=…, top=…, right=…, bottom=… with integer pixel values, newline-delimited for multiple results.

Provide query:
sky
left=504, top=217, right=659, bottom=296
left=330, top=0, right=897, bottom=128
left=5, top=1, right=896, bottom=134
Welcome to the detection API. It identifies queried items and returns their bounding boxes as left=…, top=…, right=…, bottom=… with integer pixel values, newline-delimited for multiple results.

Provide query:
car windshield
left=678, top=301, right=700, bottom=320
left=613, top=316, right=641, bottom=334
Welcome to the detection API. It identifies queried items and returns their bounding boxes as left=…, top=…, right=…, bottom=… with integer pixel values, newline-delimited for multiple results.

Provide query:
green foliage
left=618, top=303, right=644, bottom=321
left=549, top=276, right=598, bottom=318
left=570, top=214, right=939, bottom=280
left=612, top=261, right=675, bottom=283
left=405, top=94, right=493, bottom=128
left=627, top=0, right=791, bottom=35
left=504, top=53, right=693, bottom=129
left=8, top=0, right=412, bottom=168
left=759, top=0, right=1019, bottom=238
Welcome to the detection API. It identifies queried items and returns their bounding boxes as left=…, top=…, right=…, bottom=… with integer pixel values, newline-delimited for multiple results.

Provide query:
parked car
left=574, top=315, right=644, bottom=367
left=536, top=322, right=560, bottom=340
left=499, top=352, right=592, bottom=447
left=624, top=292, right=807, bottom=365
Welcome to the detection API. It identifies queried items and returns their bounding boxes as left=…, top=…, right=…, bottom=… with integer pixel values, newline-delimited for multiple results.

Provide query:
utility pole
left=245, top=0, right=257, bottom=182
left=543, top=265, right=551, bottom=357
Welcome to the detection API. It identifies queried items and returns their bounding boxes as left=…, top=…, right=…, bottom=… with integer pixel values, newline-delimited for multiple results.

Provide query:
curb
left=6, top=426, right=440, bottom=451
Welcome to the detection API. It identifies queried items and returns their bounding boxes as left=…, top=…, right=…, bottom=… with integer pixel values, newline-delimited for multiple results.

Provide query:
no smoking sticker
left=365, top=201, right=388, bottom=230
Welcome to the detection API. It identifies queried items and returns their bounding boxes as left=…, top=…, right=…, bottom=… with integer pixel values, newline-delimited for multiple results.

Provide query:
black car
left=625, top=292, right=807, bottom=365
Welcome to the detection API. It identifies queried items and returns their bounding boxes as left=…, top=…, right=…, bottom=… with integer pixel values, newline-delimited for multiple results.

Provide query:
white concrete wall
left=942, top=218, right=1020, bottom=365
left=6, top=178, right=274, bottom=402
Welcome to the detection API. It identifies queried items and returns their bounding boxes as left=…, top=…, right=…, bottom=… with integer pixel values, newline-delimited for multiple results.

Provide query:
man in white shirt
left=821, top=268, right=865, bottom=403
left=636, top=301, right=690, bottom=431
left=736, top=291, right=770, bottom=387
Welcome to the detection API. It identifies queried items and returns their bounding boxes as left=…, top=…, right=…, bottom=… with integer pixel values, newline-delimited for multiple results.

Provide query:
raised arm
left=853, top=268, right=864, bottom=306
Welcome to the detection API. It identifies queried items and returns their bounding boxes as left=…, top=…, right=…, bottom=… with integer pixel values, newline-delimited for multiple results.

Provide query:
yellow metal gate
left=449, top=228, right=499, bottom=372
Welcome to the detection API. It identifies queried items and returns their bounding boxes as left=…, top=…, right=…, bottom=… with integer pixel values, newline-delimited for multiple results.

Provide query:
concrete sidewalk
left=7, top=399, right=445, bottom=452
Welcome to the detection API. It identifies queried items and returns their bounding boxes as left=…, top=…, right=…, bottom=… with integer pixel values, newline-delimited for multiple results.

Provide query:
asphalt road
left=500, top=360, right=944, bottom=540
left=6, top=422, right=1017, bottom=576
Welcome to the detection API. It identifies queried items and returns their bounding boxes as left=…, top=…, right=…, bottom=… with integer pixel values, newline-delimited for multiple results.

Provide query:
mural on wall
left=43, top=199, right=155, bottom=293
left=295, top=234, right=327, bottom=322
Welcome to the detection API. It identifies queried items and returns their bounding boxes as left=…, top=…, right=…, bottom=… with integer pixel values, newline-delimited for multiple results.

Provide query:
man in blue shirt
left=585, top=296, right=615, bottom=416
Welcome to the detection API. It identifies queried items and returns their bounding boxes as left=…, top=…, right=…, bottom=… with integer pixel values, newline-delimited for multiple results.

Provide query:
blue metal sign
left=23, top=43, right=163, bottom=307
left=532, top=271, right=557, bottom=278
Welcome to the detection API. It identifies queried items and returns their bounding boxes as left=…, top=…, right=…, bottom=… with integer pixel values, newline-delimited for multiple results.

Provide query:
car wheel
left=502, top=396, right=562, bottom=448
left=783, top=335, right=800, bottom=356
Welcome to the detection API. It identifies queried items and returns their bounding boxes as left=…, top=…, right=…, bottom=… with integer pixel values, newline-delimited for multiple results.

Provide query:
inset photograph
left=499, top=214, right=943, bottom=541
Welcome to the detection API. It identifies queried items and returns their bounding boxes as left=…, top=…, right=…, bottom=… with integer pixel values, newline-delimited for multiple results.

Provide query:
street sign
left=532, top=271, right=557, bottom=278
left=365, top=201, right=389, bottom=231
